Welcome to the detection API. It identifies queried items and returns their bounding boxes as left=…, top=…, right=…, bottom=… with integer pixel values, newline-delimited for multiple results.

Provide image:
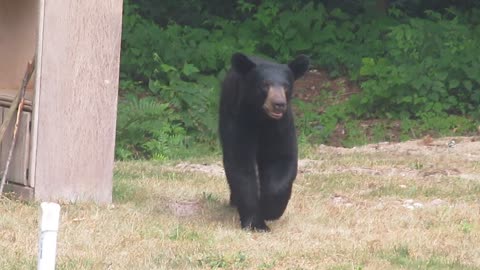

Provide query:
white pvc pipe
left=37, top=202, right=61, bottom=270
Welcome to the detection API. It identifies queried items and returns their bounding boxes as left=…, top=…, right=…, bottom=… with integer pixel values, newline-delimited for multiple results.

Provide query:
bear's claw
left=241, top=216, right=270, bottom=232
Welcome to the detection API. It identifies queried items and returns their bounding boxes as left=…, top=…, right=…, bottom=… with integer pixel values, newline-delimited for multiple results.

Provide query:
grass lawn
left=1, top=136, right=480, bottom=269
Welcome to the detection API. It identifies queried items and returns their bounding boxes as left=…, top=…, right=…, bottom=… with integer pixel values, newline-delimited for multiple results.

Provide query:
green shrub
left=118, top=1, right=480, bottom=158
left=354, top=9, right=480, bottom=119
left=115, top=95, right=186, bottom=160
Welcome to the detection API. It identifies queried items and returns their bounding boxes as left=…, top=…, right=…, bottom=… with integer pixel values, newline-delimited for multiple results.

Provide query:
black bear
left=219, top=53, right=309, bottom=231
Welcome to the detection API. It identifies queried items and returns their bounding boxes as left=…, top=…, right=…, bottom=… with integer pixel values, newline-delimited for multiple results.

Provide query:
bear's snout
left=263, top=86, right=287, bottom=120
left=273, top=101, right=286, bottom=111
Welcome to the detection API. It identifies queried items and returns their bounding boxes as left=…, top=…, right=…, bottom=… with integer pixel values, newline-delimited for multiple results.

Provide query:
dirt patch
left=294, top=69, right=360, bottom=105
left=170, top=136, right=480, bottom=181
left=314, top=136, right=480, bottom=157
left=168, top=200, right=202, bottom=217
left=173, top=162, right=224, bottom=177
left=293, top=69, right=402, bottom=147
left=328, top=195, right=448, bottom=210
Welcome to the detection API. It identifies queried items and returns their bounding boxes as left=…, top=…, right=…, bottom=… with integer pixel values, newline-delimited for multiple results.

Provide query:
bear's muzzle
left=263, top=86, right=287, bottom=120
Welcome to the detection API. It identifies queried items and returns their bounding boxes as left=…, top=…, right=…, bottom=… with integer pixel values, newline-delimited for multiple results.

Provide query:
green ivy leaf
left=447, top=96, right=458, bottom=105
left=160, top=64, right=176, bottom=73
left=449, top=79, right=460, bottom=89
left=359, top=58, right=375, bottom=76
left=182, top=63, right=199, bottom=76
left=463, top=80, right=473, bottom=91
left=436, top=71, right=448, bottom=81
left=330, top=8, right=349, bottom=20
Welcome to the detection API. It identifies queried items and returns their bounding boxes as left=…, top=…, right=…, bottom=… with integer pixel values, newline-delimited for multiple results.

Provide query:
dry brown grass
left=1, top=136, right=480, bottom=269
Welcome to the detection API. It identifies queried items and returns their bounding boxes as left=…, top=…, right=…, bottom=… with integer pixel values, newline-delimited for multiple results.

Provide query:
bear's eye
left=261, top=81, right=271, bottom=90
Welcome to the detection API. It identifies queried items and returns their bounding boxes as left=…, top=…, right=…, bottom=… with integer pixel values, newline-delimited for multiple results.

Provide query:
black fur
left=219, top=53, right=309, bottom=231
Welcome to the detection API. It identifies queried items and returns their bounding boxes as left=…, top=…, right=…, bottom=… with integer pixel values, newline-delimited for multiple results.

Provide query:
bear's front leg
left=258, top=156, right=297, bottom=221
left=222, top=151, right=270, bottom=232
left=257, top=120, right=298, bottom=221
left=220, top=122, right=269, bottom=231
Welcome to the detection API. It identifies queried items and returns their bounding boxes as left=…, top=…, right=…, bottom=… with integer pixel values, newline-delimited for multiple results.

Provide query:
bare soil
left=172, top=136, right=480, bottom=183
left=294, top=69, right=360, bottom=105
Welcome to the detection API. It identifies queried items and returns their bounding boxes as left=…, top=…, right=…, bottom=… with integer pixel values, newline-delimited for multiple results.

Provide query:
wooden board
left=0, top=109, right=31, bottom=187
left=3, top=183, right=33, bottom=200
left=0, top=89, right=34, bottom=111
left=0, top=0, right=37, bottom=90
left=31, top=0, right=123, bottom=203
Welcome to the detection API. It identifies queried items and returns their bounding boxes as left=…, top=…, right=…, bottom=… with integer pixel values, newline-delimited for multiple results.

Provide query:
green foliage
left=383, top=245, right=478, bottom=269
left=168, top=225, right=200, bottom=241
left=294, top=95, right=353, bottom=145
left=460, top=220, right=474, bottom=234
left=148, top=58, right=218, bottom=144
left=119, top=0, right=226, bottom=159
left=355, top=10, right=480, bottom=119
left=197, top=252, right=248, bottom=269
left=342, top=120, right=369, bottom=147
left=116, top=57, right=220, bottom=160
left=120, top=0, right=385, bottom=156
left=115, top=95, right=186, bottom=160
left=400, top=115, right=477, bottom=139
left=293, top=99, right=325, bottom=142
left=118, top=0, right=480, bottom=158
left=121, top=0, right=393, bottom=81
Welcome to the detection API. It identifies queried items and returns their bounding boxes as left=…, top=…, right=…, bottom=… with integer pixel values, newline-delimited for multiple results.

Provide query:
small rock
left=448, top=140, right=456, bottom=148
left=430, top=199, right=447, bottom=206
left=412, top=202, right=424, bottom=208
left=331, top=195, right=353, bottom=207
left=374, top=202, right=385, bottom=210
left=402, top=199, right=423, bottom=209
left=332, top=196, right=345, bottom=204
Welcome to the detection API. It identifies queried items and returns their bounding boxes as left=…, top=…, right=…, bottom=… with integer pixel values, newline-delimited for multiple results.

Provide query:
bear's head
left=231, top=53, right=309, bottom=120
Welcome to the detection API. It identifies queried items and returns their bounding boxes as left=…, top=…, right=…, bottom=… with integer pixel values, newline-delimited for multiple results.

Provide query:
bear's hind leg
left=229, top=192, right=238, bottom=207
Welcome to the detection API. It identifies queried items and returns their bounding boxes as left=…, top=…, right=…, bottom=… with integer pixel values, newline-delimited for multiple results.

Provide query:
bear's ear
left=231, top=53, right=256, bottom=75
left=288, top=55, right=310, bottom=80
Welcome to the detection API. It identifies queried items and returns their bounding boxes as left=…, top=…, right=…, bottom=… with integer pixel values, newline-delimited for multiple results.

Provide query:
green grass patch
left=382, top=245, right=479, bottom=270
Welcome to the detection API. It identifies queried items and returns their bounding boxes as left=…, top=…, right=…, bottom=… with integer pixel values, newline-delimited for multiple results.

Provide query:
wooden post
left=31, top=0, right=123, bottom=203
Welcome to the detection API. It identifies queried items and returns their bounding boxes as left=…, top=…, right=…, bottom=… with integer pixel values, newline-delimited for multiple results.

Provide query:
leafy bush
left=115, top=95, right=186, bottom=160
left=118, top=0, right=230, bottom=159
left=148, top=58, right=218, bottom=144
left=118, top=0, right=480, bottom=158
left=116, top=58, right=219, bottom=160
left=354, top=9, right=480, bottom=119
left=400, top=115, right=478, bottom=140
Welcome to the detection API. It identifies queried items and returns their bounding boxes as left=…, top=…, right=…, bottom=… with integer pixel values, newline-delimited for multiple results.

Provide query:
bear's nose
left=273, top=102, right=286, bottom=111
